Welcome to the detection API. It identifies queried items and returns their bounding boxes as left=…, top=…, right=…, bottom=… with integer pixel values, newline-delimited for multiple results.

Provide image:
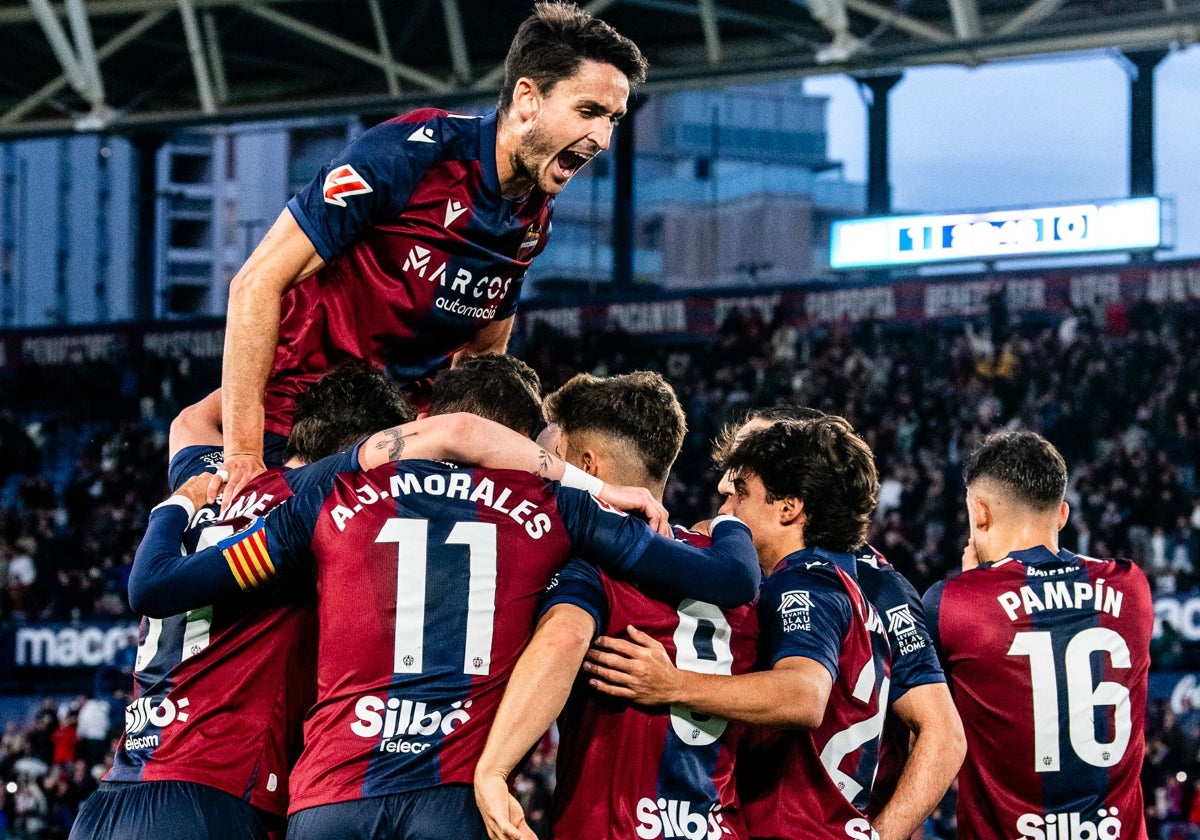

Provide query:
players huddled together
left=62, top=3, right=1154, bottom=839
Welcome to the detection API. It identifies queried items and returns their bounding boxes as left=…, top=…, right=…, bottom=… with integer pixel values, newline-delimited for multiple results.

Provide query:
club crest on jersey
left=518, top=224, right=542, bottom=254
left=322, top=164, right=373, bottom=207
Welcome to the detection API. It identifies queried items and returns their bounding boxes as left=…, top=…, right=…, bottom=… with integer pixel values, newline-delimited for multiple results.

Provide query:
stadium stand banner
left=1155, top=591, right=1200, bottom=644
left=3, top=621, right=140, bottom=672
left=1151, top=672, right=1200, bottom=714
left=520, top=258, right=1200, bottom=338
left=3, top=260, right=1200, bottom=360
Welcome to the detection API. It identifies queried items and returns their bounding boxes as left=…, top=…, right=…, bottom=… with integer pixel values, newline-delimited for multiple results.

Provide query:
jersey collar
left=1002, top=545, right=1079, bottom=568
left=776, top=546, right=859, bottom=579
left=478, top=111, right=501, bottom=197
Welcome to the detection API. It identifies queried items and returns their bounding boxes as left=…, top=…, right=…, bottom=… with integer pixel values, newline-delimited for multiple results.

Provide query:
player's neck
left=981, top=525, right=1059, bottom=564
left=494, top=115, right=534, bottom=200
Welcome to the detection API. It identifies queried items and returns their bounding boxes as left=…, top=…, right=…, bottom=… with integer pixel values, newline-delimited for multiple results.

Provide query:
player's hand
left=583, top=626, right=682, bottom=706
left=209, top=452, right=267, bottom=511
left=598, top=484, right=672, bottom=537
left=173, top=473, right=211, bottom=512
left=473, top=772, right=537, bottom=840
left=961, top=537, right=979, bottom=572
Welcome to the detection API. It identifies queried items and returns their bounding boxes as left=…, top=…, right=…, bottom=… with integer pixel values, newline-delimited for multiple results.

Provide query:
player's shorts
left=69, top=780, right=280, bottom=840
left=263, top=431, right=290, bottom=468
left=286, top=784, right=488, bottom=840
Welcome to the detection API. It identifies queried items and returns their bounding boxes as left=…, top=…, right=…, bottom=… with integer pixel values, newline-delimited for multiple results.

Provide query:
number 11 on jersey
left=376, top=518, right=498, bottom=677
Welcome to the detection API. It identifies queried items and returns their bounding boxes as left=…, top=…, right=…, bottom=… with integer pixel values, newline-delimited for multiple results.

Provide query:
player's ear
left=777, top=496, right=803, bottom=527
left=1056, top=501, right=1069, bottom=531
left=581, top=449, right=601, bottom=477
left=511, top=77, right=541, bottom=122
left=969, top=495, right=992, bottom=532
left=416, top=411, right=429, bottom=420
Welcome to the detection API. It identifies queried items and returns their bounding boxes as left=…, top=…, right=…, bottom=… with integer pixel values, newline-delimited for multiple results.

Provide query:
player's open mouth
left=554, top=149, right=592, bottom=180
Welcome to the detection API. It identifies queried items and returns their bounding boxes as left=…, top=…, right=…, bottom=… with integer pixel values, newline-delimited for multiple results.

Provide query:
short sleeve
left=758, top=568, right=853, bottom=681
left=287, top=119, right=439, bottom=261
left=539, top=557, right=607, bottom=636
left=871, top=567, right=945, bottom=699
left=168, top=445, right=223, bottom=491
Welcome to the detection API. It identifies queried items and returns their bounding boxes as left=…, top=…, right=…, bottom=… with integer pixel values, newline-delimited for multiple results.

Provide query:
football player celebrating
left=923, top=431, right=1152, bottom=840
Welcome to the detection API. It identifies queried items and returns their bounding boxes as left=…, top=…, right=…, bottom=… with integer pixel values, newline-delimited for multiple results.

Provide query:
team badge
left=518, top=224, right=542, bottom=254
left=322, top=164, right=373, bottom=207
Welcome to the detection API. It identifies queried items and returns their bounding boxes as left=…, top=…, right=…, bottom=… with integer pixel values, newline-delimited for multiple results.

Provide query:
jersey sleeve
left=554, top=491, right=760, bottom=608
left=128, top=459, right=342, bottom=618
left=875, top=566, right=945, bottom=700
left=758, top=568, right=852, bottom=680
left=286, top=119, right=439, bottom=261
left=921, top=580, right=947, bottom=660
left=539, top=557, right=608, bottom=636
left=167, top=445, right=224, bottom=491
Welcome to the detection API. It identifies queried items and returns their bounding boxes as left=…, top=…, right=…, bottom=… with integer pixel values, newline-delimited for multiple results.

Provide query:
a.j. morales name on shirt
left=330, top=471, right=554, bottom=540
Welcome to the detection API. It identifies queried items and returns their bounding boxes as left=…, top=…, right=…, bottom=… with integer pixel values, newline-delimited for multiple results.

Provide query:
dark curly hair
left=287, top=363, right=415, bottom=462
left=721, top=416, right=878, bottom=553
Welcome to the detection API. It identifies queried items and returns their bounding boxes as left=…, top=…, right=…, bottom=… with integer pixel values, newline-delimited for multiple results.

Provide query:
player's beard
left=514, top=120, right=581, bottom=196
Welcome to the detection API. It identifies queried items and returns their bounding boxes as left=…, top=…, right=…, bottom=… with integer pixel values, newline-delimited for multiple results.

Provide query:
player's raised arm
left=219, top=208, right=325, bottom=505
left=557, top=488, right=761, bottom=607
left=129, top=454, right=336, bottom=617
left=453, top=316, right=515, bottom=365
left=358, top=412, right=672, bottom=534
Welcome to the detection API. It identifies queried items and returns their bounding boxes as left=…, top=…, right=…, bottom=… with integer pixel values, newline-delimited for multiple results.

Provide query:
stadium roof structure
left=0, top=0, right=1197, bottom=137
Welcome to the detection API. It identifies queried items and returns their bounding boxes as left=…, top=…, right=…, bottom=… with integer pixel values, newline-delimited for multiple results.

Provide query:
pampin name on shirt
left=329, top=472, right=553, bottom=539
left=997, top=578, right=1123, bottom=622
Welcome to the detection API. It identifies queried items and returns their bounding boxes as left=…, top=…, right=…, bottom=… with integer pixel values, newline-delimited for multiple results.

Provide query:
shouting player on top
left=924, top=431, right=1152, bottom=840
left=213, top=1, right=647, bottom=501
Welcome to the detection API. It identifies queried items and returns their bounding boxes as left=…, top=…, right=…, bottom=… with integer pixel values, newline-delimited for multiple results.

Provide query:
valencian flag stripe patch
left=220, top=521, right=277, bottom=591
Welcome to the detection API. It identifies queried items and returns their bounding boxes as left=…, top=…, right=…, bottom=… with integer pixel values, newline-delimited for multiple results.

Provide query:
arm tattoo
left=374, top=428, right=417, bottom=461
left=536, top=448, right=553, bottom=478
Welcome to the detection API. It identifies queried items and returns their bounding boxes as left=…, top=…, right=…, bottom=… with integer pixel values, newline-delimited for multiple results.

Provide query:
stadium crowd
left=0, top=297, right=1197, bottom=836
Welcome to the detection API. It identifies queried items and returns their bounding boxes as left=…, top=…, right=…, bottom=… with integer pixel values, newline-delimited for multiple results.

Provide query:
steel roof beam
left=26, top=0, right=90, bottom=96
left=698, top=0, right=723, bottom=63
left=0, top=10, right=168, bottom=127
left=0, top=0, right=312, bottom=26
left=64, top=0, right=105, bottom=104
left=201, top=10, right=229, bottom=104
left=440, top=0, right=471, bottom=84
left=843, top=0, right=956, bottom=43
left=240, top=4, right=451, bottom=92
left=366, top=0, right=400, bottom=95
left=994, top=0, right=1070, bottom=37
left=947, top=0, right=982, bottom=39
left=178, top=0, right=216, bottom=113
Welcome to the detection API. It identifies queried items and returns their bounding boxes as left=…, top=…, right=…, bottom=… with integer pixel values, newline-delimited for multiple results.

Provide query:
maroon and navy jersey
left=108, top=445, right=317, bottom=817
left=268, top=109, right=553, bottom=436
left=543, top=526, right=759, bottom=840
left=738, top=547, right=892, bottom=840
left=131, top=456, right=757, bottom=816
left=854, top=546, right=945, bottom=816
left=923, top=546, right=1152, bottom=840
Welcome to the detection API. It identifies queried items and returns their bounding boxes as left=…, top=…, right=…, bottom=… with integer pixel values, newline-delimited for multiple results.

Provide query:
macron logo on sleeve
left=323, top=164, right=373, bottom=207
